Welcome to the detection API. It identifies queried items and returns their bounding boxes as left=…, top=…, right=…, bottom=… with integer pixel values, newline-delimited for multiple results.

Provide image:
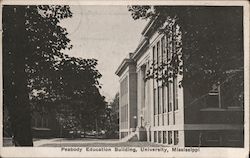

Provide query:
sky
left=60, top=5, right=148, bottom=102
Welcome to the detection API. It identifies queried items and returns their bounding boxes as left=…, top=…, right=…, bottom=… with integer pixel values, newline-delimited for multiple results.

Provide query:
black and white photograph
left=1, top=1, right=249, bottom=157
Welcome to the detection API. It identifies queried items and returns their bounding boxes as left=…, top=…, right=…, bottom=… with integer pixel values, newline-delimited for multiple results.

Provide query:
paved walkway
left=33, top=138, right=120, bottom=147
left=33, top=138, right=60, bottom=147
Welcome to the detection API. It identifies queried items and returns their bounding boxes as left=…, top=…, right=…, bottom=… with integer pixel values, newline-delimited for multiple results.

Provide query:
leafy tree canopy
left=3, top=5, right=106, bottom=145
left=128, top=6, right=243, bottom=98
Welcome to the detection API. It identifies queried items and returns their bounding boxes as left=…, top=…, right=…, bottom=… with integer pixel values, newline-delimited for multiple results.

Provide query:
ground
left=3, top=137, right=166, bottom=147
left=38, top=138, right=166, bottom=147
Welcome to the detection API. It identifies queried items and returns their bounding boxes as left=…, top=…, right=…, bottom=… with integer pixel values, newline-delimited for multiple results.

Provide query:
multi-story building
left=115, top=11, right=244, bottom=147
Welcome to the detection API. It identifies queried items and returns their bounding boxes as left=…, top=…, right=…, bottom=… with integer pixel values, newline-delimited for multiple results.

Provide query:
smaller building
left=31, top=109, right=61, bottom=138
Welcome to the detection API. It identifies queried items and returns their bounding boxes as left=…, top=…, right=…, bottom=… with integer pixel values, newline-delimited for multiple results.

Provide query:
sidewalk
left=33, top=138, right=61, bottom=147
left=33, top=138, right=120, bottom=147
left=55, top=138, right=120, bottom=143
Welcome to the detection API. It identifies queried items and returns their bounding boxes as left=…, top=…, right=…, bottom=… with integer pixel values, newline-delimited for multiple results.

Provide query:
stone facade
left=115, top=15, right=244, bottom=147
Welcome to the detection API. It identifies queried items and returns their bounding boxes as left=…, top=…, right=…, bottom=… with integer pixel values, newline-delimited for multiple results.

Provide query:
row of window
left=32, top=117, right=49, bottom=128
left=120, top=76, right=129, bottom=130
left=120, top=76, right=128, bottom=97
left=120, top=104, right=128, bottom=129
left=120, top=76, right=128, bottom=107
left=152, top=130, right=179, bottom=145
left=153, top=31, right=179, bottom=119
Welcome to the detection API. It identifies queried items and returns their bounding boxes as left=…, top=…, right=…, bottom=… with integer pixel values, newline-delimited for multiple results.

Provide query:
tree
left=54, top=57, right=106, bottom=134
left=100, top=93, right=119, bottom=138
left=128, top=6, right=243, bottom=99
left=108, top=93, right=119, bottom=138
left=3, top=5, right=72, bottom=146
left=32, top=55, right=106, bottom=136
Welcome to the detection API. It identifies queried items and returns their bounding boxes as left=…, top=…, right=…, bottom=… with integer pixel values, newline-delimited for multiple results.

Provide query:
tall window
left=157, top=41, right=162, bottom=79
left=173, top=77, right=178, bottom=111
left=157, top=41, right=160, bottom=64
left=154, top=131, right=157, bottom=142
left=168, top=131, right=172, bottom=144
left=163, top=131, right=167, bottom=144
left=163, top=86, right=167, bottom=113
left=120, top=76, right=128, bottom=129
left=153, top=46, right=156, bottom=64
left=153, top=46, right=157, bottom=120
left=161, top=36, right=166, bottom=60
left=158, top=86, right=162, bottom=114
left=174, top=131, right=179, bottom=145
left=167, top=32, right=173, bottom=112
left=158, top=131, right=162, bottom=143
left=154, top=88, right=157, bottom=115
left=142, top=66, right=146, bottom=109
left=168, top=82, right=173, bottom=112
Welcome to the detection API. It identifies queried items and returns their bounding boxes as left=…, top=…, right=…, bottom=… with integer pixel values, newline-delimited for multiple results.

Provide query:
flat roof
left=115, top=58, right=135, bottom=76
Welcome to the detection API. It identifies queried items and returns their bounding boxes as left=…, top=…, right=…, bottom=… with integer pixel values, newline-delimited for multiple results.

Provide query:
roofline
left=115, top=15, right=160, bottom=77
left=132, top=37, right=149, bottom=61
left=141, top=14, right=159, bottom=36
left=115, top=58, right=134, bottom=76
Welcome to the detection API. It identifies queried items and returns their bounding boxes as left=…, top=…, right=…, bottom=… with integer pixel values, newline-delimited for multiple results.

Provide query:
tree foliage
left=128, top=6, right=243, bottom=99
left=101, top=93, right=119, bottom=138
left=24, top=6, right=106, bottom=135
left=4, top=5, right=108, bottom=145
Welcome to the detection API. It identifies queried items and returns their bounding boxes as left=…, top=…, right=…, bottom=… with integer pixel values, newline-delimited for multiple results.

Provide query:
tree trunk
left=3, top=6, right=33, bottom=146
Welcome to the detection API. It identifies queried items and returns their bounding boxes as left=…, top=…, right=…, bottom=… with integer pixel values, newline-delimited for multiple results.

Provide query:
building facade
left=115, top=14, right=244, bottom=147
left=31, top=110, right=61, bottom=138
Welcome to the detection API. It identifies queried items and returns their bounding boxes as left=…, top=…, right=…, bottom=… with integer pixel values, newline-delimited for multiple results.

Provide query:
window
left=157, top=42, right=160, bottom=64
left=154, top=131, right=157, bottom=142
left=149, top=131, right=151, bottom=142
left=174, top=131, right=179, bottom=145
left=168, top=82, right=173, bottom=112
left=142, top=66, right=146, bottom=109
left=158, top=131, right=162, bottom=143
left=168, top=131, right=172, bottom=144
left=173, top=77, right=178, bottom=111
left=157, top=41, right=162, bottom=78
left=121, top=104, right=128, bottom=129
left=161, top=37, right=166, bottom=60
left=168, top=33, right=172, bottom=62
left=153, top=46, right=156, bottom=64
left=121, top=76, right=128, bottom=98
left=166, top=35, right=170, bottom=62
left=154, top=88, right=157, bottom=115
left=158, top=87, right=162, bottom=114
left=163, top=86, right=167, bottom=113
left=163, top=131, right=167, bottom=144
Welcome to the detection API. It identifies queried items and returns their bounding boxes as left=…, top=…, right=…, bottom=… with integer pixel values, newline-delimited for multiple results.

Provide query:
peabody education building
left=115, top=8, right=244, bottom=147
